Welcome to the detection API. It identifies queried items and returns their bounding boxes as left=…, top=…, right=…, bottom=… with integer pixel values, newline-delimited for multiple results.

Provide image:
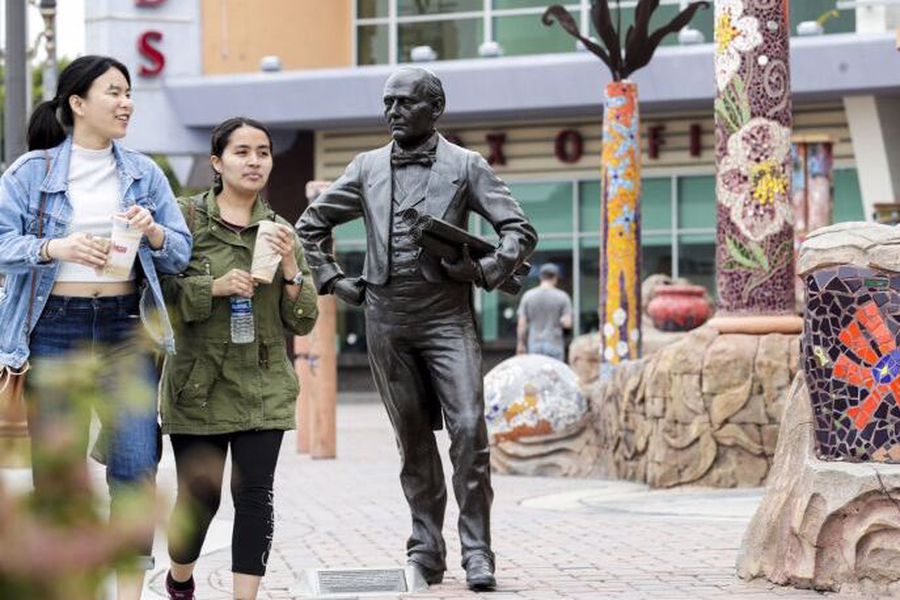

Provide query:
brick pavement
left=142, top=402, right=864, bottom=600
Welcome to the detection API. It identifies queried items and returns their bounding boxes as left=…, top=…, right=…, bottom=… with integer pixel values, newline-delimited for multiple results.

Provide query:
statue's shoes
left=407, top=560, right=444, bottom=585
left=465, top=555, right=496, bottom=591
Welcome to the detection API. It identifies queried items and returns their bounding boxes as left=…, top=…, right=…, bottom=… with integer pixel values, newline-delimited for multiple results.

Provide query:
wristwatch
left=285, top=271, right=304, bottom=288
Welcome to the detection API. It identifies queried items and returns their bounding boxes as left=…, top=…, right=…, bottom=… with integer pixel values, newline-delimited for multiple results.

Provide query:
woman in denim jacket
left=0, top=55, right=191, bottom=599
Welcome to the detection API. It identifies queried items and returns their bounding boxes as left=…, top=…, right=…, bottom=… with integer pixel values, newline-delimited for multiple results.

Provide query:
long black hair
left=26, top=55, right=131, bottom=151
left=210, top=117, right=274, bottom=194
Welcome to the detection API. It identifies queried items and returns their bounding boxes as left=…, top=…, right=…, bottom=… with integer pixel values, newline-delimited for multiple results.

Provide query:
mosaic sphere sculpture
left=484, top=354, right=587, bottom=443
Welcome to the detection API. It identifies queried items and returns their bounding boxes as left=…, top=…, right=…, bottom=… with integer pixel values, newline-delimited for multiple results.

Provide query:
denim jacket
left=0, top=136, right=192, bottom=369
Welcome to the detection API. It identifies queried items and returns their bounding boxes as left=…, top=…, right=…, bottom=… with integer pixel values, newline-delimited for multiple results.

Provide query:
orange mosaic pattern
left=600, top=81, right=642, bottom=364
left=832, top=301, right=900, bottom=430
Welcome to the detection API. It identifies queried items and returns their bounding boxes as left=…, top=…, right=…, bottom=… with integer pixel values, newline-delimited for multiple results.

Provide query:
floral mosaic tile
left=803, top=265, right=900, bottom=462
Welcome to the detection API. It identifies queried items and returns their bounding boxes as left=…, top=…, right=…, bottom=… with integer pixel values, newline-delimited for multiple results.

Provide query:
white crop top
left=55, top=144, right=136, bottom=283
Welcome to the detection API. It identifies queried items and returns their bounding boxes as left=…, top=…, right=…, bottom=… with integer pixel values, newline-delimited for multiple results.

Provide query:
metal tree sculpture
left=543, top=0, right=708, bottom=368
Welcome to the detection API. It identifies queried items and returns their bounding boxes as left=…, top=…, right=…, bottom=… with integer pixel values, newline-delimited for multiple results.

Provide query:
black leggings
left=167, top=430, right=284, bottom=576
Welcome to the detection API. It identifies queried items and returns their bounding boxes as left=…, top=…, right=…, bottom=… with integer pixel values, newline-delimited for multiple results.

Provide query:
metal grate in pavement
left=293, top=566, right=428, bottom=597
left=318, top=569, right=407, bottom=594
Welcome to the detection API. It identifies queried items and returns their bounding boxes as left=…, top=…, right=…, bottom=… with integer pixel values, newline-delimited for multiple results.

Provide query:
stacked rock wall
left=590, top=326, right=800, bottom=488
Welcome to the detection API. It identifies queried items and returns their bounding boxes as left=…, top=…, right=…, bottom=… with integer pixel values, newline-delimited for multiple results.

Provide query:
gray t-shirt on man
left=517, top=286, right=573, bottom=351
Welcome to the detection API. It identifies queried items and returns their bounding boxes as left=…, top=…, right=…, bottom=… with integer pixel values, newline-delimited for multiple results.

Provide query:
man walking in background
left=517, top=263, right=573, bottom=361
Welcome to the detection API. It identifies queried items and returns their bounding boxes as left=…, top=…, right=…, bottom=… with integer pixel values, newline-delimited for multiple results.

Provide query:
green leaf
left=726, top=235, right=761, bottom=270
left=732, top=75, right=751, bottom=124
left=770, top=240, right=794, bottom=270
left=748, top=241, right=769, bottom=272
left=719, top=258, right=747, bottom=273
left=714, top=98, right=740, bottom=134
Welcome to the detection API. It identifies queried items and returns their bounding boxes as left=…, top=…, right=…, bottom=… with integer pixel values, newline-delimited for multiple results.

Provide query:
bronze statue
left=297, top=66, right=537, bottom=591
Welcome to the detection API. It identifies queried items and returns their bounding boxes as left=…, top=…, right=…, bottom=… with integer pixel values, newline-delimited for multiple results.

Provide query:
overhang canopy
left=164, top=33, right=900, bottom=131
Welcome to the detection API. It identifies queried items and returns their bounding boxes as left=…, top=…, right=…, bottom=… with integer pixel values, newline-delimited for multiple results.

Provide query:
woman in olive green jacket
left=159, top=117, right=317, bottom=600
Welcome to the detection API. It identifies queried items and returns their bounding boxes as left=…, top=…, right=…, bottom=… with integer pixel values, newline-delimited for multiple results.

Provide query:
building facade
left=86, top=0, right=900, bottom=362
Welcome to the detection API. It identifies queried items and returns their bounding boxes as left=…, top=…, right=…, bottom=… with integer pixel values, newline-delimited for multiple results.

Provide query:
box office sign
left=316, top=107, right=850, bottom=181
left=445, top=124, right=704, bottom=167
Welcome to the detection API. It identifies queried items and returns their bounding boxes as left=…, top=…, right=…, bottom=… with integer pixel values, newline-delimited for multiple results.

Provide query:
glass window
left=494, top=12, right=582, bottom=57
left=642, top=177, right=672, bottom=232
left=335, top=218, right=367, bottom=244
left=790, top=0, right=855, bottom=35
left=358, top=24, right=389, bottom=65
left=494, top=0, right=566, bottom=8
left=398, top=18, right=483, bottom=61
left=578, top=237, right=600, bottom=334
left=334, top=250, right=368, bottom=354
left=398, top=0, right=482, bottom=17
left=357, top=0, right=389, bottom=19
left=687, top=4, right=714, bottom=45
left=678, top=175, right=716, bottom=230
left=483, top=244, right=574, bottom=343
left=678, top=235, right=716, bottom=296
left=579, top=180, right=601, bottom=234
left=510, top=181, right=573, bottom=235
left=833, top=168, right=864, bottom=223
left=643, top=234, right=674, bottom=281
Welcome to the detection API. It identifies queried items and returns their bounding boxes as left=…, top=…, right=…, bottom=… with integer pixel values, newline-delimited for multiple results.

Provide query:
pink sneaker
left=165, top=572, right=195, bottom=600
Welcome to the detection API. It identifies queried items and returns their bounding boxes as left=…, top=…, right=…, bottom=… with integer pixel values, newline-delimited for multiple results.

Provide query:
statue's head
left=382, top=66, right=445, bottom=148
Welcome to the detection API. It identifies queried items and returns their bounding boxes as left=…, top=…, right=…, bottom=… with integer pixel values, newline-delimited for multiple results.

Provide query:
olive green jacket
left=159, top=190, right=318, bottom=435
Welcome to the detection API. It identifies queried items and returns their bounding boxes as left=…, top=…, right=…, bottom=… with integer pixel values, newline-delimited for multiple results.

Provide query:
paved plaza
left=127, top=400, right=868, bottom=600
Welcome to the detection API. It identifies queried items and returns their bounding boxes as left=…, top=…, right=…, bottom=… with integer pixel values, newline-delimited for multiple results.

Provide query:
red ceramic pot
left=646, top=284, right=712, bottom=332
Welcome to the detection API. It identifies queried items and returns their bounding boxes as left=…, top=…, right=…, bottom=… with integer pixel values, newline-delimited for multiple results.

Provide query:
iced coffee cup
left=103, top=215, right=142, bottom=279
left=251, top=221, right=284, bottom=284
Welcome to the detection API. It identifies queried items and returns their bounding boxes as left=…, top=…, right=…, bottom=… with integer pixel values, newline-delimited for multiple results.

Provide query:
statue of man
left=297, top=66, right=537, bottom=591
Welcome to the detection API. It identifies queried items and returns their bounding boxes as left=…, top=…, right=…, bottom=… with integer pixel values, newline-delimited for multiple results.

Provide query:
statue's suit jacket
left=298, top=134, right=537, bottom=294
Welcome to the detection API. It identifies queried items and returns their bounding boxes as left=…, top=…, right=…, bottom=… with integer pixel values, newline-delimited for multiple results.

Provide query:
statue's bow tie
left=391, top=150, right=436, bottom=167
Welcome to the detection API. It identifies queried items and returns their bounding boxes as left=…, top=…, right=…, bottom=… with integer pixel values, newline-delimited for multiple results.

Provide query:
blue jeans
left=528, top=340, right=564, bottom=362
left=27, top=294, right=159, bottom=569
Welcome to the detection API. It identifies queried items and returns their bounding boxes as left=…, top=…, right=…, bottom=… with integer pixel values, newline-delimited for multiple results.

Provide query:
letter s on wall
left=138, top=31, right=165, bottom=77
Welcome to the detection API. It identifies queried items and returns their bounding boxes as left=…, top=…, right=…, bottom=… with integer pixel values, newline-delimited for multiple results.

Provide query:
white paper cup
left=103, top=215, right=142, bottom=279
left=251, top=221, right=284, bottom=284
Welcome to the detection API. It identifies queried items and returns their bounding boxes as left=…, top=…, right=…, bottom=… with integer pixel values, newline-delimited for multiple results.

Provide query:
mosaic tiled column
left=791, top=137, right=834, bottom=308
left=600, top=81, right=641, bottom=366
left=714, top=0, right=795, bottom=315
left=791, top=137, right=834, bottom=237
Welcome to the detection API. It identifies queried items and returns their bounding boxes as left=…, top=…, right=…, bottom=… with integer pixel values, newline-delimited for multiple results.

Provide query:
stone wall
left=589, top=325, right=800, bottom=488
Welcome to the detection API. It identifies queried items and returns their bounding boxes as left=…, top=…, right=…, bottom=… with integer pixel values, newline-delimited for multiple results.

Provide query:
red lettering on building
left=648, top=125, right=665, bottom=159
left=445, top=134, right=465, bottom=148
left=554, top=129, right=583, bottom=164
left=137, top=31, right=165, bottom=77
left=689, top=124, right=702, bottom=157
left=136, top=0, right=167, bottom=5
left=486, top=133, right=507, bottom=166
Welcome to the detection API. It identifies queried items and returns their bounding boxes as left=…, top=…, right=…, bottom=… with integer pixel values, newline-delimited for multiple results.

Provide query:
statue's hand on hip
left=441, top=244, right=484, bottom=286
left=332, top=276, right=366, bottom=306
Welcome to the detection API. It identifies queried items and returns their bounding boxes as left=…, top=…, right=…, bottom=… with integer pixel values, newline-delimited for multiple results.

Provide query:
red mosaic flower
left=831, top=301, right=900, bottom=429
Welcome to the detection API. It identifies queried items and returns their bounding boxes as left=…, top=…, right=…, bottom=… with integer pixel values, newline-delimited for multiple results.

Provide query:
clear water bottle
left=230, top=297, right=255, bottom=344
